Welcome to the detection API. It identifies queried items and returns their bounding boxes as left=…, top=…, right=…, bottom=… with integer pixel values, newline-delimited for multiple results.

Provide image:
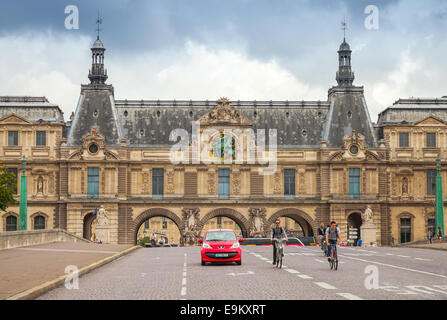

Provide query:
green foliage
left=0, top=162, right=17, bottom=211
left=138, top=236, right=151, bottom=247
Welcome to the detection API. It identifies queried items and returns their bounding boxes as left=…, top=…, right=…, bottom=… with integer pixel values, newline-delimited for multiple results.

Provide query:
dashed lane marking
left=337, top=293, right=364, bottom=300
left=315, top=282, right=337, bottom=290
left=180, top=253, right=187, bottom=297
left=284, top=269, right=300, bottom=274
left=297, top=274, right=313, bottom=279
left=397, top=255, right=410, bottom=258
left=415, top=258, right=432, bottom=261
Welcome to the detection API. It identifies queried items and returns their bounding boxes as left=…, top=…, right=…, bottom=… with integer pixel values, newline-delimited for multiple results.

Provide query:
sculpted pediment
left=0, top=113, right=32, bottom=124
left=414, top=115, right=447, bottom=127
left=199, top=98, right=252, bottom=127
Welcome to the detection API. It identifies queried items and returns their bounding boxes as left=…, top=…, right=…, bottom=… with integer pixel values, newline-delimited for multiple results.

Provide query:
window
left=6, top=215, right=17, bottom=231
left=399, top=133, right=409, bottom=147
left=284, top=169, right=296, bottom=198
left=349, top=168, right=360, bottom=199
left=218, top=169, right=230, bottom=199
left=8, top=168, right=18, bottom=194
left=400, top=218, right=411, bottom=243
left=426, top=169, right=437, bottom=196
left=426, top=133, right=436, bottom=148
left=152, top=168, right=164, bottom=199
left=162, top=217, right=167, bottom=229
left=217, top=216, right=222, bottom=229
left=87, top=167, right=99, bottom=198
left=144, top=220, right=149, bottom=229
left=34, top=215, right=45, bottom=230
left=8, top=131, right=18, bottom=146
left=36, top=131, right=46, bottom=146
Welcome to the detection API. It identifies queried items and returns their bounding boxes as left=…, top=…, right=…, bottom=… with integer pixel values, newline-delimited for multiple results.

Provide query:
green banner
left=18, top=156, right=27, bottom=231
left=436, top=155, right=444, bottom=236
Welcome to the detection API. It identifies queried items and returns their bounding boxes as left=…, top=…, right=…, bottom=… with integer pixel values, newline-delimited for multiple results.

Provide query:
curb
left=406, top=245, right=447, bottom=252
left=6, top=245, right=141, bottom=300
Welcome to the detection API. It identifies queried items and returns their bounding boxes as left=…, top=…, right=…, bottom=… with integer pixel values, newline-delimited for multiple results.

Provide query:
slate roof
left=377, top=98, right=447, bottom=124
left=0, top=96, right=64, bottom=123
left=114, top=100, right=330, bottom=148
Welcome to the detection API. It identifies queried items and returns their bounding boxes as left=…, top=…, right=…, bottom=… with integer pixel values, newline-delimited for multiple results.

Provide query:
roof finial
left=341, top=17, right=347, bottom=42
left=96, top=11, right=103, bottom=40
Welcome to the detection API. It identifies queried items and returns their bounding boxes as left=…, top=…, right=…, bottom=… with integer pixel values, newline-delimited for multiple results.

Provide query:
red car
left=198, top=229, right=244, bottom=265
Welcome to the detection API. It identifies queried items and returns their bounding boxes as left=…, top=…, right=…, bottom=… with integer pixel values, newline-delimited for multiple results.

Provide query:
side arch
left=266, top=208, right=317, bottom=237
left=196, top=208, right=250, bottom=238
left=132, top=208, right=184, bottom=244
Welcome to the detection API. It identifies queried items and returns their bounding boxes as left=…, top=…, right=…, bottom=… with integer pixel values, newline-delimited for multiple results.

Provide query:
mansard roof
left=377, top=97, right=447, bottom=125
left=0, top=96, right=64, bottom=123
left=114, top=99, right=330, bottom=148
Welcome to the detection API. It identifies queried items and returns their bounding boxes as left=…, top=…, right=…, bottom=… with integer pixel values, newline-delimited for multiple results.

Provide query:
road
left=38, top=245, right=447, bottom=300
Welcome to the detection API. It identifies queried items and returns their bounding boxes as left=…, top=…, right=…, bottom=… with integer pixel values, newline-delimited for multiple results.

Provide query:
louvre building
left=1, top=34, right=446, bottom=246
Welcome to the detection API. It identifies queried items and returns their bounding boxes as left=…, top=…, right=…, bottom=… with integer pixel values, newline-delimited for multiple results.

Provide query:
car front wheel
left=236, top=260, right=242, bottom=265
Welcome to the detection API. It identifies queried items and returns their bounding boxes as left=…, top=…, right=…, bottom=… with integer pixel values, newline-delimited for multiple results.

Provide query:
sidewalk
left=407, top=242, right=447, bottom=251
left=0, top=241, right=136, bottom=299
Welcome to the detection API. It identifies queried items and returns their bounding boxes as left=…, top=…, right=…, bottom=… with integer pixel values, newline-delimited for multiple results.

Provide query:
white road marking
left=315, top=282, right=337, bottom=290
left=337, top=293, right=363, bottom=300
left=397, top=255, right=410, bottom=258
left=315, top=259, right=325, bottom=263
left=298, top=274, right=313, bottom=279
left=227, top=271, right=255, bottom=276
left=284, top=269, right=300, bottom=274
left=386, top=253, right=394, bottom=255
left=415, top=258, right=432, bottom=261
left=406, top=285, right=447, bottom=295
left=180, top=253, right=187, bottom=297
left=338, top=254, right=447, bottom=279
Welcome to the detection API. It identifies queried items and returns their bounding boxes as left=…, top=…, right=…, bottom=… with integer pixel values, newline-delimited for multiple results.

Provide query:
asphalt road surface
left=38, top=245, right=447, bottom=300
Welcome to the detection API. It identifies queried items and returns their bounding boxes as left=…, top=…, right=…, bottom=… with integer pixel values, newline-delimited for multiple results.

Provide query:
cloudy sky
left=1, top=0, right=447, bottom=122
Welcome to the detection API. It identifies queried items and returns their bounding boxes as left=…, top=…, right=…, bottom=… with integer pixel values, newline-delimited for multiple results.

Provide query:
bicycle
left=273, top=238, right=286, bottom=269
left=320, top=237, right=328, bottom=257
left=328, top=242, right=338, bottom=270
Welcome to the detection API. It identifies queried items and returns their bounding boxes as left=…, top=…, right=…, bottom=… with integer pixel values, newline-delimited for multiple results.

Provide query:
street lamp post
left=435, top=155, right=445, bottom=237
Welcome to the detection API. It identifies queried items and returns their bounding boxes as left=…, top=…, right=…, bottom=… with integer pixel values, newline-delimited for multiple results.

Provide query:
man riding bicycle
left=318, top=222, right=326, bottom=249
left=270, top=218, right=288, bottom=265
left=326, top=221, right=341, bottom=262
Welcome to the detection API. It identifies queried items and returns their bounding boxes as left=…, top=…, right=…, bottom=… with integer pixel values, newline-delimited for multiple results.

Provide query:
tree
left=0, top=162, right=17, bottom=211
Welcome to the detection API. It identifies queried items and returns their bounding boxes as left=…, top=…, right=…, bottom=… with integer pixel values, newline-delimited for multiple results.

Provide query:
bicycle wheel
left=279, top=248, right=283, bottom=269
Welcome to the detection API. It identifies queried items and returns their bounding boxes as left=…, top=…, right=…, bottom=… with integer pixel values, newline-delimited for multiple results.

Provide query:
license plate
left=215, top=253, right=228, bottom=257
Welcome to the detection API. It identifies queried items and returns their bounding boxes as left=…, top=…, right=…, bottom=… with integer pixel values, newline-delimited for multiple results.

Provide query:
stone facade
left=0, top=37, right=446, bottom=246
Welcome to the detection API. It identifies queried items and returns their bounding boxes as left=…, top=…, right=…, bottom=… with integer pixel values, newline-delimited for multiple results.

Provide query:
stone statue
left=402, top=177, right=408, bottom=195
left=182, top=208, right=200, bottom=246
left=96, top=205, right=109, bottom=226
left=363, top=205, right=374, bottom=225
left=248, top=208, right=267, bottom=237
left=37, top=176, right=44, bottom=194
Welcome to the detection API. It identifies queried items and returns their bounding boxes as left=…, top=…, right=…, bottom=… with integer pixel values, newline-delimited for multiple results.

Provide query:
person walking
left=438, top=226, right=443, bottom=244
left=428, top=230, right=433, bottom=244
left=150, top=232, right=156, bottom=247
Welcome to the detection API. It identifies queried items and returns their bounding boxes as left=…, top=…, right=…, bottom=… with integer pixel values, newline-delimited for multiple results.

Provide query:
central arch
left=196, top=208, right=250, bottom=238
left=132, top=208, right=184, bottom=244
left=266, top=208, right=316, bottom=237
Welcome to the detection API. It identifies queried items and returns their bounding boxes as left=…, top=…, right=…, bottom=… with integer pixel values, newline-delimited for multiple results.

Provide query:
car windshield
left=205, top=231, right=237, bottom=242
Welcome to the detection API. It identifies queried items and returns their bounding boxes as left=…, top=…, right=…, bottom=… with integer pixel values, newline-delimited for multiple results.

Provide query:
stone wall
left=0, top=229, right=89, bottom=250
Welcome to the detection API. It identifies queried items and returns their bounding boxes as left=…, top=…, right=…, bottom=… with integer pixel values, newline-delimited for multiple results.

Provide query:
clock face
left=88, top=143, right=99, bottom=154
left=349, top=145, right=359, bottom=155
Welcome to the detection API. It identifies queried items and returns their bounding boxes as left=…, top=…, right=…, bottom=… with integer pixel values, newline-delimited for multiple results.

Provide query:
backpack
left=326, top=227, right=339, bottom=236
left=272, top=227, right=284, bottom=237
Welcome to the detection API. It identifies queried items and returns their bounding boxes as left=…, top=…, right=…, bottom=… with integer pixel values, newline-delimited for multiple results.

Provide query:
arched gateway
left=266, top=208, right=316, bottom=237
left=132, top=208, right=185, bottom=244
left=196, top=208, right=250, bottom=238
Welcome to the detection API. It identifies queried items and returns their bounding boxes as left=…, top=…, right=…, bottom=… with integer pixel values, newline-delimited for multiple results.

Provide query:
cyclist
left=318, top=222, right=326, bottom=249
left=325, top=221, right=341, bottom=262
left=270, top=218, right=288, bottom=264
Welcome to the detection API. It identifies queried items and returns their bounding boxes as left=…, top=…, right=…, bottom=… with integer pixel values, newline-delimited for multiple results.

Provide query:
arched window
left=6, top=215, right=17, bottom=231
left=34, top=215, right=45, bottom=230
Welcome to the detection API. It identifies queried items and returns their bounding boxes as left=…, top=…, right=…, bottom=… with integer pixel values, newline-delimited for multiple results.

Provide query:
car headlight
left=202, top=243, right=212, bottom=249
left=230, top=242, right=240, bottom=249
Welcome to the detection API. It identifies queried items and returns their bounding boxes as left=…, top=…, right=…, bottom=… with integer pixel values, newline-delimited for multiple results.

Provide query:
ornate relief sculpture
left=362, top=205, right=374, bottom=225
left=248, top=207, right=267, bottom=237
left=182, top=208, right=200, bottom=245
